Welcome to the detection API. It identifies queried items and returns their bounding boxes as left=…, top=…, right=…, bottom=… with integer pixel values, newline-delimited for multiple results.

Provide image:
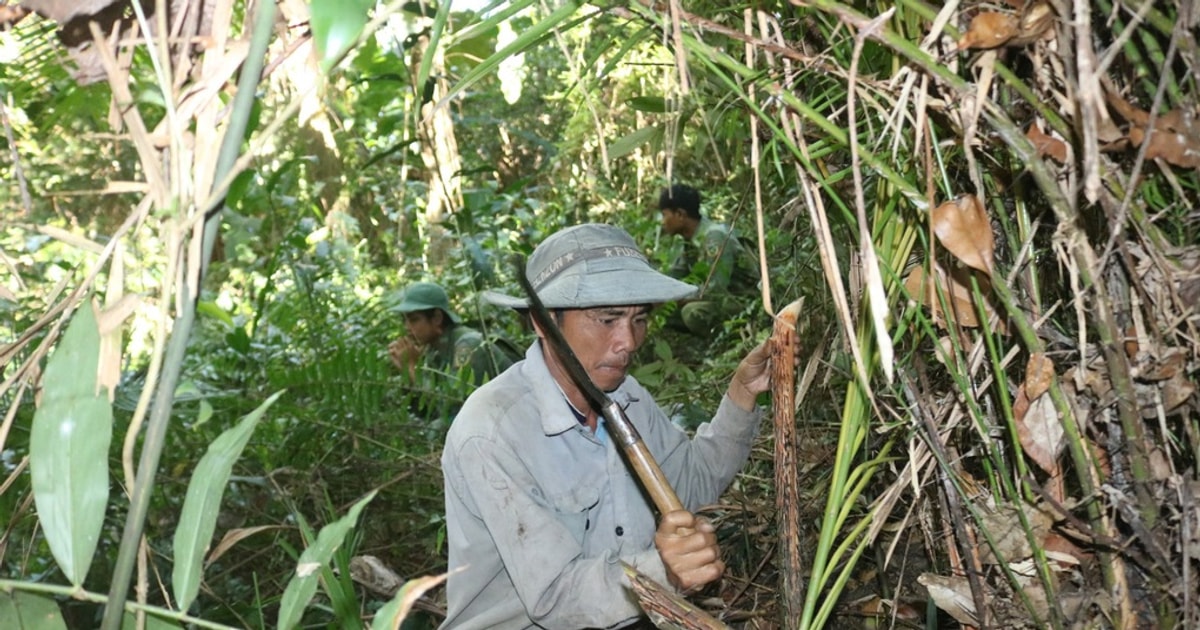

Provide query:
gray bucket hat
left=483, top=223, right=697, bottom=309
left=391, top=281, right=461, bottom=323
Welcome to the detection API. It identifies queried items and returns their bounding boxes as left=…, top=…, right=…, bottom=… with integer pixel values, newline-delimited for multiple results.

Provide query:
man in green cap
left=439, top=223, right=784, bottom=629
left=388, top=281, right=515, bottom=391
left=657, top=184, right=760, bottom=335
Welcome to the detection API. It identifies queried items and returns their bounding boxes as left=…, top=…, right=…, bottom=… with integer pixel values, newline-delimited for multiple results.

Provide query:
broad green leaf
left=276, top=491, right=377, bottom=630
left=30, top=302, right=112, bottom=587
left=173, top=390, right=284, bottom=612
left=369, top=573, right=449, bottom=630
left=606, top=125, right=663, bottom=162
left=0, top=591, right=67, bottom=630
left=310, top=0, right=374, bottom=73
left=121, top=611, right=182, bottom=629
left=195, top=300, right=234, bottom=327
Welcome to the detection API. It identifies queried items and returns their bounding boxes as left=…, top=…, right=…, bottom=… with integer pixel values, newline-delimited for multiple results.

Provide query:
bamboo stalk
left=771, top=299, right=805, bottom=622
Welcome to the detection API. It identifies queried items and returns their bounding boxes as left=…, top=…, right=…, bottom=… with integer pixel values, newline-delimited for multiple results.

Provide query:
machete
left=516, top=258, right=685, bottom=515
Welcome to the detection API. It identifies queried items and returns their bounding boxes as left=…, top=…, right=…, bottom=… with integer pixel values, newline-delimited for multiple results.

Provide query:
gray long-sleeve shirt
left=439, top=342, right=763, bottom=629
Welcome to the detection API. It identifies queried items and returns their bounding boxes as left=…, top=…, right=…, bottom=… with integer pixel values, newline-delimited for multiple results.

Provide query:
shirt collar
left=523, top=341, right=633, bottom=436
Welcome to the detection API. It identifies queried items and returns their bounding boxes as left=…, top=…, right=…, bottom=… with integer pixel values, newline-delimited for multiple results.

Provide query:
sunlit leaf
left=173, top=391, right=284, bottom=612
left=30, top=301, right=112, bottom=587
left=277, top=491, right=378, bottom=630
left=310, top=0, right=374, bottom=73
left=0, top=591, right=67, bottom=629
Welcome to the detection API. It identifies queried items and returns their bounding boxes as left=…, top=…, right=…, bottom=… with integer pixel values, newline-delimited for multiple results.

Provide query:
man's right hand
left=654, top=510, right=724, bottom=593
left=388, top=337, right=421, bottom=377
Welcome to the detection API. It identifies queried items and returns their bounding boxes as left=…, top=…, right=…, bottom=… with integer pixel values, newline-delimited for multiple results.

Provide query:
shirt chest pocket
left=546, top=485, right=600, bottom=545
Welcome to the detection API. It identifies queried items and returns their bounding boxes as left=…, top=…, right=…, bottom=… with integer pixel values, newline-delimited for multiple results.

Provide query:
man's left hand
left=654, top=510, right=725, bottom=594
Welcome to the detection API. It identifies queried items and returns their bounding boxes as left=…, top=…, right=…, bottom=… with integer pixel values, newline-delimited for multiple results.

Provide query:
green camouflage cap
left=483, top=223, right=697, bottom=309
left=393, top=281, right=461, bottom=323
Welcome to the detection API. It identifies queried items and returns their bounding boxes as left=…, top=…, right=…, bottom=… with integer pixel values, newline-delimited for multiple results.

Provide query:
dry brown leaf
left=1129, top=125, right=1200, bottom=168
left=1024, top=353, right=1055, bottom=400
left=958, top=12, right=1019, bottom=50
left=1161, top=371, right=1196, bottom=414
left=375, top=573, right=452, bottom=630
left=905, top=265, right=980, bottom=329
left=205, top=525, right=284, bottom=567
left=978, top=502, right=1056, bottom=564
left=1012, top=2, right=1056, bottom=45
left=1026, top=124, right=1068, bottom=162
left=931, top=194, right=996, bottom=276
left=1136, top=348, right=1186, bottom=381
left=918, top=573, right=979, bottom=625
left=1016, top=389, right=1063, bottom=474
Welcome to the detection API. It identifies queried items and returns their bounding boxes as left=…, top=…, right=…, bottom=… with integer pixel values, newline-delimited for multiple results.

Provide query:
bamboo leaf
left=369, top=573, right=450, bottom=630
left=276, top=491, right=378, bottom=630
left=310, top=0, right=374, bottom=73
left=440, top=0, right=579, bottom=108
left=173, top=390, right=285, bottom=612
left=0, top=591, right=67, bottom=629
left=30, top=301, right=112, bottom=587
left=415, top=0, right=452, bottom=99
left=607, top=126, right=663, bottom=163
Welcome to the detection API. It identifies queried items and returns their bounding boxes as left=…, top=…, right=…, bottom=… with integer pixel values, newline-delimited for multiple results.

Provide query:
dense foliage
left=2, top=0, right=1198, bottom=628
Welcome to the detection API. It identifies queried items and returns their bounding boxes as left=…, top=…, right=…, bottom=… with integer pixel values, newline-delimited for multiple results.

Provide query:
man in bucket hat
left=388, top=281, right=514, bottom=394
left=439, top=223, right=778, bottom=629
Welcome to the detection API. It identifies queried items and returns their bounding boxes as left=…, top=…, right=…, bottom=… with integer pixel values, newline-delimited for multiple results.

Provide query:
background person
left=387, top=281, right=515, bottom=408
left=657, top=184, right=761, bottom=335
left=439, top=223, right=778, bottom=629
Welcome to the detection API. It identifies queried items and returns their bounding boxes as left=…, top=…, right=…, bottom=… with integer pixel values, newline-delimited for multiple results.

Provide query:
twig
left=0, top=97, right=33, bottom=217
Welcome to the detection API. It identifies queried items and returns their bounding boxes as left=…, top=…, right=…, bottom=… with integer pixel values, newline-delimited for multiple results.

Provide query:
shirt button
left=615, top=526, right=624, bottom=536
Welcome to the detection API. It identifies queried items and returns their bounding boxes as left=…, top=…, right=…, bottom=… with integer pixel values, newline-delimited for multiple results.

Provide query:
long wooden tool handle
left=601, top=400, right=685, bottom=514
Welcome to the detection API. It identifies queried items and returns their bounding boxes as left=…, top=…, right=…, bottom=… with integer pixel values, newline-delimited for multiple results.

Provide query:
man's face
left=660, top=208, right=687, bottom=236
left=552, top=305, right=651, bottom=392
left=403, top=311, right=442, bottom=345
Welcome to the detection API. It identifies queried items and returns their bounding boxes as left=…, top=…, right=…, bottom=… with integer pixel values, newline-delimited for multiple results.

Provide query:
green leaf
left=196, top=300, right=235, bottom=327
left=172, top=390, right=284, bottom=612
left=415, top=0, right=452, bottom=101
left=30, top=302, right=112, bottom=587
left=606, top=125, right=663, bottom=162
left=0, top=591, right=67, bottom=630
left=626, top=96, right=670, bottom=113
left=310, top=0, right=374, bottom=73
left=120, top=611, right=182, bottom=629
left=276, top=491, right=377, bottom=630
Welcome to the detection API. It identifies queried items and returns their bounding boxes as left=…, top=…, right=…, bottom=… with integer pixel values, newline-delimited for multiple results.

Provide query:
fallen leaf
left=1017, top=391, right=1063, bottom=474
left=958, top=12, right=1019, bottom=50
left=206, top=525, right=284, bottom=567
left=1024, top=353, right=1055, bottom=399
left=918, top=573, right=979, bottom=625
left=1027, top=124, right=1068, bottom=162
left=1012, top=2, right=1056, bottom=45
left=905, top=264, right=980, bottom=328
left=931, top=194, right=996, bottom=276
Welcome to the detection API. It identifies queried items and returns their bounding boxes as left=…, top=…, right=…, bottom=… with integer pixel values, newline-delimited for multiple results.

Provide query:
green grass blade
left=276, top=491, right=378, bottom=630
left=0, top=591, right=68, bottom=629
left=30, top=302, right=112, bottom=587
left=172, top=390, right=286, bottom=612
